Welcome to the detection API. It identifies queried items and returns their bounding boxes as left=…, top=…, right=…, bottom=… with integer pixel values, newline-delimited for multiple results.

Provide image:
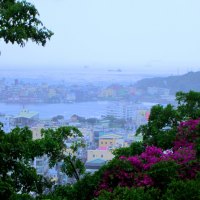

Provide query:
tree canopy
left=0, top=0, right=53, bottom=46
left=0, top=125, right=85, bottom=199
left=137, top=91, right=200, bottom=149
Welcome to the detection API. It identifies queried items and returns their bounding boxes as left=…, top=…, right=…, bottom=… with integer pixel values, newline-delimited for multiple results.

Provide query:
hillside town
left=0, top=75, right=179, bottom=184
left=0, top=78, right=175, bottom=104
left=0, top=100, right=150, bottom=184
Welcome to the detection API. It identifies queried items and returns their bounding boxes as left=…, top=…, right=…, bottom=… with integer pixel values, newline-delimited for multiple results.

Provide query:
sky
left=1, top=0, right=200, bottom=74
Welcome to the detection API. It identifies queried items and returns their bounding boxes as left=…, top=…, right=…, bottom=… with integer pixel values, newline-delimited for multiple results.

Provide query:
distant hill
left=134, top=71, right=200, bottom=94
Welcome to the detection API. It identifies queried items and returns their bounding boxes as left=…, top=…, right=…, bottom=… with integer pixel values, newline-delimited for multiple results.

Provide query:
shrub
left=96, top=186, right=160, bottom=200
left=162, top=178, right=200, bottom=200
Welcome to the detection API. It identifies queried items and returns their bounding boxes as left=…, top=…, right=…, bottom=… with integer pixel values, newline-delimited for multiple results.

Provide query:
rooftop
left=99, top=133, right=123, bottom=139
left=14, top=109, right=39, bottom=119
left=85, top=159, right=106, bottom=167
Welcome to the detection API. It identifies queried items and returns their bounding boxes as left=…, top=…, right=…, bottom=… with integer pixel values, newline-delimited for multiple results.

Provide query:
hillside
left=134, top=71, right=200, bottom=94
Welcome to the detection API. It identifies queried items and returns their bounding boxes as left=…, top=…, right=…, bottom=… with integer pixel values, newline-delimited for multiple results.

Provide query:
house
left=99, top=133, right=124, bottom=148
left=87, top=149, right=114, bottom=162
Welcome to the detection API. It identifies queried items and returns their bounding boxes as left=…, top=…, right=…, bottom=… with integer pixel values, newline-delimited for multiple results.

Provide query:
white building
left=32, top=155, right=49, bottom=176
left=107, top=102, right=137, bottom=120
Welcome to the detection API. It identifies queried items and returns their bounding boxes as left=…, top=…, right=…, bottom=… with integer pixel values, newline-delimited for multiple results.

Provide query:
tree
left=96, top=187, right=159, bottom=200
left=162, top=178, right=200, bottom=200
left=113, top=141, right=144, bottom=158
left=176, top=91, right=200, bottom=119
left=0, top=0, right=53, bottom=47
left=51, top=115, right=64, bottom=122
left=39, top=126, right=85, bottom=180
left=137, top=104, right=179, bottom=149
left=0, top=126, right=49, bottom=199
left=0, top=125, right=85, bottom=199
left=137, top=91, right=200, bottom=149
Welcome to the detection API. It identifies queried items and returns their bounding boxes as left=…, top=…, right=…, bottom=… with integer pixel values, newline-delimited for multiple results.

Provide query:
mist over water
left=0, top=66, right=163, bottom=118
left=0, top=65, right=183, bottom=86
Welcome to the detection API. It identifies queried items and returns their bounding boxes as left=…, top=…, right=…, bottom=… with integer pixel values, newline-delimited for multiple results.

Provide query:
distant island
left=134, top=71, right=200, bottom=94
left=108, top=69, right=122, bottom=72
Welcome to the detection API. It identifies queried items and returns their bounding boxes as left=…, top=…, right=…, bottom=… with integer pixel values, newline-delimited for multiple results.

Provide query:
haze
left=1, top=0, right=200, bottom=75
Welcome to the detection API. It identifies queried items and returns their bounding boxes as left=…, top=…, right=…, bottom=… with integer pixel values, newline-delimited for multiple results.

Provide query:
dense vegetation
left=0, top=126, right=85, bottom=199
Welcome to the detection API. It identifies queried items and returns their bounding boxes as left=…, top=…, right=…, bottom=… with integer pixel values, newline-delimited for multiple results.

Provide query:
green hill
left=134, top=71, right=200, bottom=94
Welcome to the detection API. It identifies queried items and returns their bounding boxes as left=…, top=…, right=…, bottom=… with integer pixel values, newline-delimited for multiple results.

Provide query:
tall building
left=107, top=102, right=137, bottom=120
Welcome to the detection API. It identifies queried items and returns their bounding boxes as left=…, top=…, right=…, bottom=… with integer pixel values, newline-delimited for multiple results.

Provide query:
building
left=32, top=155, right=49, bottom=176
left=85, top=158, right=106, bottom=173
left=14, top=109, right=39, bottom=127
left=107, top=102, right=137, bottom=120
left=31, top=126, right=44, bottom=140
left=99, top=133, right=124, bottom=148
left=87, top=149, right=114, bottom=162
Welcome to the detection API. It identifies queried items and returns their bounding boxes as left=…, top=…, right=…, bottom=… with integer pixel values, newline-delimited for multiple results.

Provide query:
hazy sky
left=1, top=0, right=200, bottom=74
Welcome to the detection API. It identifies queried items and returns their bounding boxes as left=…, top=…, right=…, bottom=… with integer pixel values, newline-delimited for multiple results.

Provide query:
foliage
left=137, top=91, right=200, bottom=149
left=0, top=125, right=85, bottom=199
left=137, top=104, right=178, bottom=149
left=95, top=187, right=160, bottom=200
left=162, top=177, right=200, bottom=200
left=176, top=91, right=200, bottom=119
left=0, top=0, right=53, bottom=46
left=61, top=155, right=85, bottom=181
left=95, top=119, right=200, bottom=196
left=10, top=193, right=35, bottom=200
left=37, top=185, right=74, bottom=200
left=0, top=126, right=48, bottom=199
left=40, top=126, right=85, bottom=170
left=40, top=172, right=104, bottom=200
left=147, top=161, right=178, bottom=189
left=175, top=118, right=200, bottom=159
left=113, top=141, right=145, bottom=158
left=51, top=115, right=64, bottom=122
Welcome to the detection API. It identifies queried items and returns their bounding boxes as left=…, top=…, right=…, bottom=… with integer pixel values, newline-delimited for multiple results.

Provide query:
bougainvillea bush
left=95, top=119, right=200, bottom=198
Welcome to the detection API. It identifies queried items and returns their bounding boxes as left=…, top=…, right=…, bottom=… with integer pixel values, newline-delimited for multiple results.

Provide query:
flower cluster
left=174, top=119, right=200, bottom=150
left=96, top=119, right=200, bottom=195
